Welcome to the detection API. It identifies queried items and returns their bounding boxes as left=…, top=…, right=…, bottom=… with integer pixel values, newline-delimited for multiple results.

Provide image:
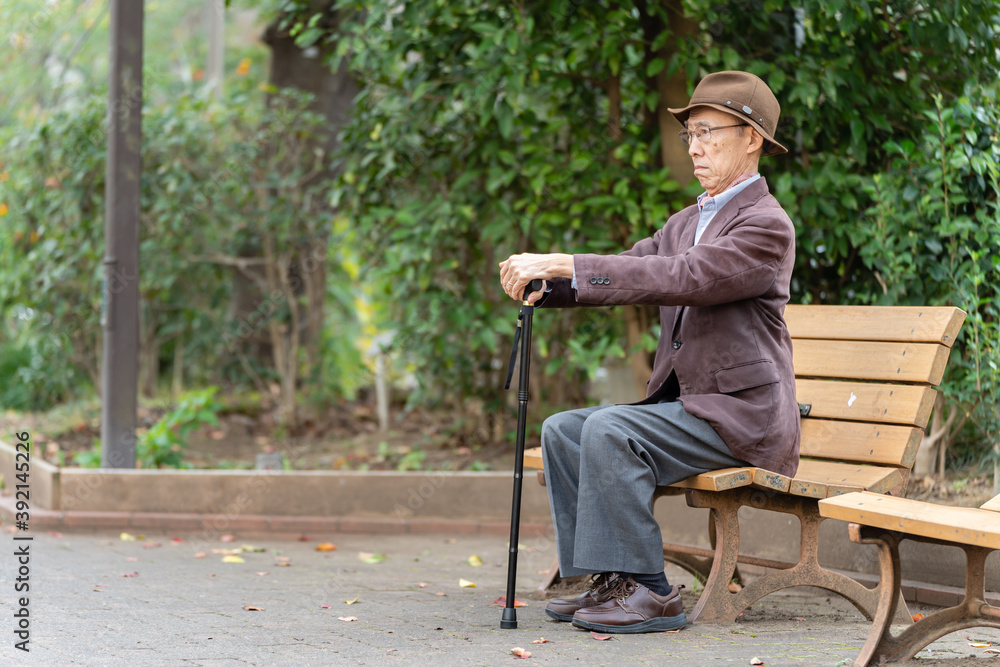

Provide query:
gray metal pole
left=101, top=0, right=144, bottom=469
left=206, top=0, right=225, bottom=99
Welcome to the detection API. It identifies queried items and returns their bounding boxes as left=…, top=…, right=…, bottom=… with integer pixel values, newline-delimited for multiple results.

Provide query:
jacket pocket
left=714, top=359, right=780, bottom=394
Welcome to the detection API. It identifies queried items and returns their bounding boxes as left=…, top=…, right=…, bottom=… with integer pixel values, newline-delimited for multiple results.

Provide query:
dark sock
left=626, top=571, right=671, bottom=596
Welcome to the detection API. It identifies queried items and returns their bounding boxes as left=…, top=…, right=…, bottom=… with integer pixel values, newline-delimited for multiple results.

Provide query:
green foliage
left=72, top=439, right=103, bottom=469
left=1, top=83, right=365, bottom=411
left=0, top=312, right=82, bottom=410
left=329, top=1, right=692, bottom=406
left=72, top=387, right=223, bottom=468
left=136, top=387, right=222, bottom=469
left=323, top=0, right=1000, bottom=458
left=853, top=85, right=1000, bottom=459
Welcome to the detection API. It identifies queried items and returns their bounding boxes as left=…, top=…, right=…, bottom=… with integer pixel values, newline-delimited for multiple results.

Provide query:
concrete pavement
left=0, top=529, right=995, bottom=666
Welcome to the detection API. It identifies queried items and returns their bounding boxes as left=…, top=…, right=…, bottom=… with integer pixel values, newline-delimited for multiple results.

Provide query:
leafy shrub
left=136, top=387, right=222, bottom=469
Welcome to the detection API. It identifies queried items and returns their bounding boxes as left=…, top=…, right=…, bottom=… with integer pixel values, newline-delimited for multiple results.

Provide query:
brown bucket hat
left=668, top=71, right=788, bottom=156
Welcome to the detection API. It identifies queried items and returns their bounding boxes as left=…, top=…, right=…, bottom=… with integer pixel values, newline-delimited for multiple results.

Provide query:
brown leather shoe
left=544, top=573, right=621, bottom=622
left=571, top=578, right=686, bottom=633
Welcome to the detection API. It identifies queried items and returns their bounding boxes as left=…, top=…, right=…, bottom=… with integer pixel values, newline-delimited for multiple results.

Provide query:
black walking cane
left=501, top=278, right=544, bottom=630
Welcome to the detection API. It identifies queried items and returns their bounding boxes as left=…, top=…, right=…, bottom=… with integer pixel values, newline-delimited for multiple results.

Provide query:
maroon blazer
left=540, top=177, right=800, bottom=477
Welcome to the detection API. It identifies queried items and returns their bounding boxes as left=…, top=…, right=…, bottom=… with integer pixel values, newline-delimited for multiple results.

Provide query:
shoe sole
left=571, top=611, right=687, bottom=634
left=544, top=608, right=575, bottom=622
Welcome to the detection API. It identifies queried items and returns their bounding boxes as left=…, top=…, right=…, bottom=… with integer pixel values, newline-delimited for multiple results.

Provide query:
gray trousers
left=541, top=401, right=747, bottom=577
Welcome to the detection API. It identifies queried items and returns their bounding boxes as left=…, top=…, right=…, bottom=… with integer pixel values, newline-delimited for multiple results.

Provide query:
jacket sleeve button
left=672, top=341, right=682, bottom=350
left=590, top=277, right=598, bottom=285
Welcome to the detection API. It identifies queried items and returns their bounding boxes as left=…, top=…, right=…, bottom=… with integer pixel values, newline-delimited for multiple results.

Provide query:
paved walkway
left=0, top=529, right=995, bottom=665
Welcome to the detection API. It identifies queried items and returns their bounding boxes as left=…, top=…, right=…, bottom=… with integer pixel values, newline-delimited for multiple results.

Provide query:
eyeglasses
left=678, top=123, right=747, bottom=145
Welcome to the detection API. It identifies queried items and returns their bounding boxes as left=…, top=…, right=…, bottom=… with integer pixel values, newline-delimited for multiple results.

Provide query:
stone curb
left=0, top=493, right=552, bottom=539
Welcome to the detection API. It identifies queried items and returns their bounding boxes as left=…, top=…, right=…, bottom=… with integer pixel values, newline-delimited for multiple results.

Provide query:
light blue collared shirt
left=693, top=173, right=761, bottom=245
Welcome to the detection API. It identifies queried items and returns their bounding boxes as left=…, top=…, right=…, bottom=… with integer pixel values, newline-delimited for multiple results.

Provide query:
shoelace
left=587, top=572, right=619, bottom=595
left=606, top=577, right=638, bottom=602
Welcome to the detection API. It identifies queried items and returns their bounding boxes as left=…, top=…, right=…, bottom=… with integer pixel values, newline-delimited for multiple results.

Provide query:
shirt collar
left=697, top=173, right=761, bottom=211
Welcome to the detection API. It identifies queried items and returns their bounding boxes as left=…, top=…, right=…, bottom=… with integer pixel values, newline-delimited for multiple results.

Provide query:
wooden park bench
left=523, top=304, right=966, bottom=625
left=819, top=491, right=1000, bottom=666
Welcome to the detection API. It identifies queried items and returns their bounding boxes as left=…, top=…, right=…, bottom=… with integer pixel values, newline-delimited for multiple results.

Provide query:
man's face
left=685, top=107, right=758, bottom=196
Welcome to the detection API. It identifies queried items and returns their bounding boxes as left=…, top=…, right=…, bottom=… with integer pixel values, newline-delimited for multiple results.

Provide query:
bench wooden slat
left=751, top=467, right=792, bottom=492
left=524, top=446, right=544, bottom=470
left=786, top=305, right=965, bottom=347
left=819, top=491, right=1000, bottom=550
left=756, top=459, right=904, bottom=499
left=669, top=467, right=755, bottom=492
left=800, top=420, right=924, bottom=467
left=792, top=339, right=951, bottom=385
left=980, top=496, right=1000, bottom=513
left=795, top=379, right=936, bottom=428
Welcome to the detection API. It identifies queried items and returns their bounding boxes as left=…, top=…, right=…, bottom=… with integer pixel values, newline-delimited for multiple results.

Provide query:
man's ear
left=746, top=128, right=765, bottom=154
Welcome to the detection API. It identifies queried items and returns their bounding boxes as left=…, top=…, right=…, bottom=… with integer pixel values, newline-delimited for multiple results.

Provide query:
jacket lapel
left=696, top=177, right=769, bottom=246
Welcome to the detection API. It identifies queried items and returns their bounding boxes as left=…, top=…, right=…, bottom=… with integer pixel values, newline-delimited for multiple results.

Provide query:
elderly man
left=498, top=71, right=799, bottom=634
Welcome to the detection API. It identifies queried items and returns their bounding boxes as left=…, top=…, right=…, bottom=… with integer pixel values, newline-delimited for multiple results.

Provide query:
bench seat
left=526, top=447, right=905, bottom=498
left=819, top=491, right=1000, bottom=665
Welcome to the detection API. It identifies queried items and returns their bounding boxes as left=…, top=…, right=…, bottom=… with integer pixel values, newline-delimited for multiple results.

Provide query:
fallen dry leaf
left=212, top=548, right=236, bottom=555
left=491, top=596, right=527, bottom=607
left=298, top=535, right=312, bottom=542
left=220, top=534, right=236, bottom=542
left=750, top=658, right=765, bottom=666
left=125, top=557, right=141, bottom=562
left=120, top=532, right=136, bottom=541
left=358, top=552, right=387, bottom=564
left=727, top=581, right=743, bottom=593
left=243, top=605, right=264, bottom=611
left=48, top=531, right=63, bottom=538
left=590, top=631, right=612, bottom=641
left=435, top=592, right=446, bottom=596
left=792, top=616, right=806, bottom=621
left=316, top=542, right=337, bottom=552
left=170, top=537, right=183, bottom=544
left=417, top=582, right=429, bottom=588
left=345, top=596, right=360, bottom=605
left=122, top=572, right=139, bottom=578
left=143, top=542, right=162, bottom=549
left=256, top=571, right=269, bottom=576
left=912, top=613, right=925, bottom=621
left=531, top=638, right=551, bottom=644
left=194, top=552, right=208, bottom=559
left=986, top=649, right=1000, bottom=654
left=467, top=554, right=483, bottom=566
left=275, top=556, right=291, bottom=563
left=320, top=604, right=331, bottom=609
left=239, top=545, right=265, bottom=553
left=459, top=578, right=476, bottom=588
left=222, top=555, right=245, bottom=564
left=510, top=647, right=531, bottom=659
left=338, top=616, right=358, bottom=622
left=276, top=562, right=292, bottom=567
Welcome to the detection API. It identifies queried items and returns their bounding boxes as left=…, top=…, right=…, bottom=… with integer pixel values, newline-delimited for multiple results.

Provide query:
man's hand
left=499, top=253, right=574, bottom=304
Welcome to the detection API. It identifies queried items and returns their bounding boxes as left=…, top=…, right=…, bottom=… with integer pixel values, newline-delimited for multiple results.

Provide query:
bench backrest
left=786, top=305, right=966, bottom=490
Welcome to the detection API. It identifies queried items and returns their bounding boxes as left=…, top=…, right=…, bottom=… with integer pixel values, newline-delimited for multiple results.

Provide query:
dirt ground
left=2, top=398, right=994, bottom=508
left=2, top=397, right=524, bottom=473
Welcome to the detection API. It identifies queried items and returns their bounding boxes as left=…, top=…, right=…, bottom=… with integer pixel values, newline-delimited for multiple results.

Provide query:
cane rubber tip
left=501, top=608, right=517, bottom=629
